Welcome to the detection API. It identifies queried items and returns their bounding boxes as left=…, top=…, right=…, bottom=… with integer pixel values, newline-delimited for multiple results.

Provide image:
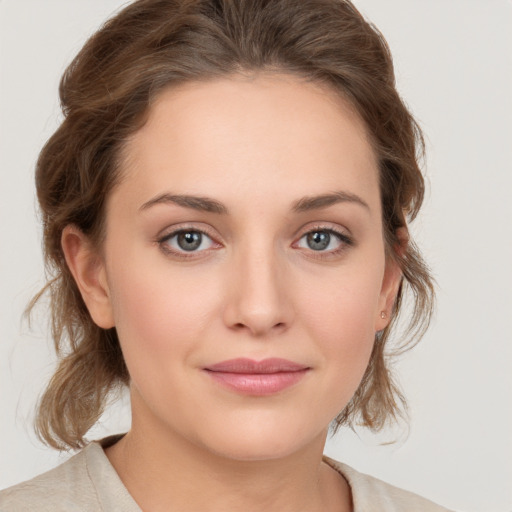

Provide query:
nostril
left=230, top=320, right=287, bottom=335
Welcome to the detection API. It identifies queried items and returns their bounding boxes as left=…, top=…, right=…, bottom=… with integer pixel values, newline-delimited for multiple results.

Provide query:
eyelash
left=157, top=225, right=221, bottom=260
left=156, top=225, right=354, bottom=260
left=294, top=226, right=354, bottom=259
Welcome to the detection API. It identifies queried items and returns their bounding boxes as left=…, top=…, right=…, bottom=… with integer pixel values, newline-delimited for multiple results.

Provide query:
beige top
left=0, top=436, right=453, bottom=512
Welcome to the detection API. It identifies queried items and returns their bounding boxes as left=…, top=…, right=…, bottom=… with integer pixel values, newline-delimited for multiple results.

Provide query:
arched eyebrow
left=139, top=190, right=369, bottom=215
left=292, top=191, right=370, bottom=212
left=139, top=193, right=228, bottom=214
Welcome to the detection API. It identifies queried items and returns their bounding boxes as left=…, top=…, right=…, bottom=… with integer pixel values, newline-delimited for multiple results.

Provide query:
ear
left=375, top=227, right=408, bottom=331
left=61, top=225, right=115, bottom=329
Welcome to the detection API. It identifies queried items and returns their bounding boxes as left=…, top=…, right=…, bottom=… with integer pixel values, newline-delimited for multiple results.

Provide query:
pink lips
left=204, top=358, right=309, bottom=395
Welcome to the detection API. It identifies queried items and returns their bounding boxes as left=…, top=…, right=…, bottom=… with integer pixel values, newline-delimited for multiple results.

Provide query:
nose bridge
left=224, top=234, right=292, bottom=336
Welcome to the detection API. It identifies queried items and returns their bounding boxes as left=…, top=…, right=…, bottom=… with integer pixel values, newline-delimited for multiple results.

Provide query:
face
left=69, top=74, right=400, bottom=461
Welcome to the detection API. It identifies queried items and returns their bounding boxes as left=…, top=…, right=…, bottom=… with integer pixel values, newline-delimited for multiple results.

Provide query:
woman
left=1, top=0, right=451, bottom=510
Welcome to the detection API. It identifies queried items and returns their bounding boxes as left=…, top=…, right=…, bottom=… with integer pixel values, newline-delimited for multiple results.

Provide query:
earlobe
left=375, top=260, right=402, bottom=331
left=375, top=228, right=408, bottom=331
left=61, top=225, right=115, bottom=329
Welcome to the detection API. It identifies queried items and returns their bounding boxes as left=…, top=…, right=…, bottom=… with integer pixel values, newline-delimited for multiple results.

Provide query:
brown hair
left=31, top=0, right=434, bottom=449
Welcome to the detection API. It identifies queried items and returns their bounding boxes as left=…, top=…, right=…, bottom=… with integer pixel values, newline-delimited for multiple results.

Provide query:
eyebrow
left=139, top=193, right=228, bottom=214
left=139, top=190, right=369, bottom=215
left=292, top=191, right=370, bottom=213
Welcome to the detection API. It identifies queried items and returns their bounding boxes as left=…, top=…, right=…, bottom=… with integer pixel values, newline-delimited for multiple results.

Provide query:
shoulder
left=0, top=436, right=138, bottom=512
left=323, top=456, right=454, bottom=512
left=0, top=448, right=96, bottom=512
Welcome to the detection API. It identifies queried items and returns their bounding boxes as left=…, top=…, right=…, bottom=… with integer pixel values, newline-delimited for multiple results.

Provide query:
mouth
left=203, top=358, right=310, bottom=396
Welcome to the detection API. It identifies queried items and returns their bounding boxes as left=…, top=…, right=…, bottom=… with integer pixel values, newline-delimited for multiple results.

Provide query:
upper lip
left=204, top=358, right=309, bottom=374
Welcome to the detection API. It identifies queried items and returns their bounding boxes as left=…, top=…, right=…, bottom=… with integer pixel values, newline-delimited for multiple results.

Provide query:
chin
left=192, top=415, right=326, bottom=462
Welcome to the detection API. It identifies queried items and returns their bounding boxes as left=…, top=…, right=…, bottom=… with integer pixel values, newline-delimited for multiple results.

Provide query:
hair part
left=30, top=0, right=434, bottom=450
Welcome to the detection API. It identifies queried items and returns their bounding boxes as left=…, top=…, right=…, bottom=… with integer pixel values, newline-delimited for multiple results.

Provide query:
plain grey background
left=1, top=1, right=511, bottom=511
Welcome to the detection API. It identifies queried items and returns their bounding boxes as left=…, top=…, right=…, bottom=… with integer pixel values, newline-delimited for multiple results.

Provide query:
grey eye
left=296, top=229, right=348, bottom=253
left=177, top=231, right=203, bottom=251
left=306, top=231, right=331, bottom=251
left=162, top=230, right=215, bottom=253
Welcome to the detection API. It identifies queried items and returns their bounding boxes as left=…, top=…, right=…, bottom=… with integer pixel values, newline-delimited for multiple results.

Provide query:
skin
left=62, top=73, right=402, bottom=512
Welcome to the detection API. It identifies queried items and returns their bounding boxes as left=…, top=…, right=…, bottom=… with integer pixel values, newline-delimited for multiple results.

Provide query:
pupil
left=177, top=231, right=202, bottom=251
left=307, top=231, right=330, bottom=251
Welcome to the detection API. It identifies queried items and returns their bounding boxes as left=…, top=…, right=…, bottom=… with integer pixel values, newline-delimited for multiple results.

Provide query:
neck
left=105, top=415, right=351, bottom=512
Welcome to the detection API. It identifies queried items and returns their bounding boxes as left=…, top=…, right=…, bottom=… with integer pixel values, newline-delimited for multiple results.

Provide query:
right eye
left=159, top=229, right=217, bottom=255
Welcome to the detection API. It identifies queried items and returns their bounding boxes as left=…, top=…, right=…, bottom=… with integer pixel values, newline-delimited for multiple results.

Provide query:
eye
left=160, top=229, right=217, bottom=254
left=295, top=228, right=353, bottom=253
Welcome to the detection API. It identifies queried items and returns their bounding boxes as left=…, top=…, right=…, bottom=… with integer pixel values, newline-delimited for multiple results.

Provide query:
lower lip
left=205, top=369, right=309, bottom=395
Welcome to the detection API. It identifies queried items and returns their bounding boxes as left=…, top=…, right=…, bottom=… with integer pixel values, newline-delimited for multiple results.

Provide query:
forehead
left=115, top=73, right=380, bottom=212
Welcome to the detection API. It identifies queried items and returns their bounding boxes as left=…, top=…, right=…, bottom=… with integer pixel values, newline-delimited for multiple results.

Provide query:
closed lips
left=203, top=358, right=310, bottom=395
left=204, top=358, right=310, bottom=373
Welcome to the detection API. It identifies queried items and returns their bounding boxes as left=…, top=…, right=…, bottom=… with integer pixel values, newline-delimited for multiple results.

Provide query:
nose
left=222, top=244, right=294, bottom=337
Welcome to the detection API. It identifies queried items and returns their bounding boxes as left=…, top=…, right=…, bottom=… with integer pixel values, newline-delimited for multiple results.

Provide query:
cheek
left=106, top=252, right=221, bottom=364
left=296, top=262, right=383, bottom=389
left=106, top=258, right=226, bottom=419
left=300, top=263, right=383, bottom=340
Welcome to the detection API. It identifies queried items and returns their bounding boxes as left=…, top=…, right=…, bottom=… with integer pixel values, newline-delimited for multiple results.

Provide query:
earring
left=380, top=311, right=386, bottom=319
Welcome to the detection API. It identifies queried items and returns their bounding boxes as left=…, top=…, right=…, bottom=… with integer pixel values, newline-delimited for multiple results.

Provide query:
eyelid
left=154, top=221, right=354, bottom=260
left=292, top=223, right=355, bottom=256
left=156, top=223, right=223, bottom=258
left=294, top=222, right=353, bottom=241
left=156, top=222, right=219, bottom=241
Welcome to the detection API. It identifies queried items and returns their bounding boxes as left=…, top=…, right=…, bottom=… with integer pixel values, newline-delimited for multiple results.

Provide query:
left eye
left=296, top=230, right=345, bottom=252
left=162, top=230, right=215, bottom=252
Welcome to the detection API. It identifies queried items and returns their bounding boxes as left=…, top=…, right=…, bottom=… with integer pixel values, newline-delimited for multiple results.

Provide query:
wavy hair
left=29, top=0, right=434, bottom=449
